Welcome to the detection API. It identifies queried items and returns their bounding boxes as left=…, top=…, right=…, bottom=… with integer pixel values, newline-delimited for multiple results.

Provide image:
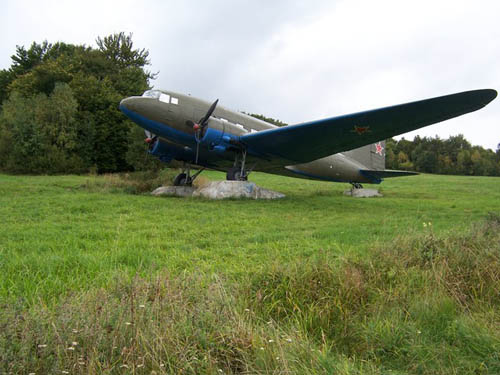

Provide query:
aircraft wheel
left=173, top=173, right=192, bottom=186
left=226, top=167, right=247, bottom=181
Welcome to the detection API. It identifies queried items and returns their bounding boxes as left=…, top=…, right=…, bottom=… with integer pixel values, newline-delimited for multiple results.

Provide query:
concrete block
left=343, top=188, right=382, bottom=198
left=151, top=181, right=285, bottom=200
left=151, top=186, right=196, bottom=197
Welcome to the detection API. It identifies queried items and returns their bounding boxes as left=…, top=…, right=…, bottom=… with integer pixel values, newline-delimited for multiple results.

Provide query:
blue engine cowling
left=149, top=138, right=178, bottom=163
left=198, top=118, right=244, bottom=154
left=149, top=118, right=246, bottom=163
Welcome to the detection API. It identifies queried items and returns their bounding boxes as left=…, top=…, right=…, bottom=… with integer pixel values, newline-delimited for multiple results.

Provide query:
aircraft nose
left=119, top=96, right=140, bottom=113
left=119, top=96, right=158, bottom=118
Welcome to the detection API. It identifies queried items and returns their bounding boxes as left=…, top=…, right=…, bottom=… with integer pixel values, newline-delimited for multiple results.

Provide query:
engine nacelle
left=198, top=118, right=247, bottom=153
left=149, top=138, right=182, bottom=163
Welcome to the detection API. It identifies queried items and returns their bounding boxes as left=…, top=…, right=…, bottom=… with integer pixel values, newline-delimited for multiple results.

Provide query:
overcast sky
left=2, top=0, right=499, bottom=150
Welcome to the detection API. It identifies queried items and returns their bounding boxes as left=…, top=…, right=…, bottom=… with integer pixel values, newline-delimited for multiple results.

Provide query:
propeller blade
left=144, top=129, right=153, bottom=138
left=199, top=99, right=219, bottom=127
left=145, top=135, right=158, bottom=150
left=191, top=99, right=217, bottom=164
left=195, top=141, right=200, bottom=164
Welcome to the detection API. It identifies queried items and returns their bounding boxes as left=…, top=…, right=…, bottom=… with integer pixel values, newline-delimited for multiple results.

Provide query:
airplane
left=119, top=88, right=497, bottom=187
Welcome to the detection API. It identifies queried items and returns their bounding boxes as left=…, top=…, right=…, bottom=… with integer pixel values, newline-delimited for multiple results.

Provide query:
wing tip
left=482, top=88, right=497, bottom=105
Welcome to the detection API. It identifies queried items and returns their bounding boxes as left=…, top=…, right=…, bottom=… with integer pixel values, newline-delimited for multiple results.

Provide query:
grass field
left=1, top=171, right=499, bottom=374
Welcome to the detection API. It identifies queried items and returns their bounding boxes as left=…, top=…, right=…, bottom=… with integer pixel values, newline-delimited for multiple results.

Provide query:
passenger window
left=171, top=97, right=179, bottom=105
left=235, top=123, right=248, bottom=132
left=159, top=93, right=170, bottom=103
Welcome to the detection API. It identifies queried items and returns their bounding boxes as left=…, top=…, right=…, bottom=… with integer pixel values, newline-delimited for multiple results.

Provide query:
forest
left=385, top=135, right=500, bottom=176
left=0, top=33, right=158, bottom=174
left=1, top=33, right=499, bottom=176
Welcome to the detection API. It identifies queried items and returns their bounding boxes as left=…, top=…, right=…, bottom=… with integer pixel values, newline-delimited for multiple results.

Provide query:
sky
left=2, top=0, right=499, bottom=150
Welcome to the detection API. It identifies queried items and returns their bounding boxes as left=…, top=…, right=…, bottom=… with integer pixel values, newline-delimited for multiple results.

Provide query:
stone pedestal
left=151, top=181, right=285, bottom=200
left=151, top=186, right=196, bottom=197
left=343, top=188, right=382, bottom=198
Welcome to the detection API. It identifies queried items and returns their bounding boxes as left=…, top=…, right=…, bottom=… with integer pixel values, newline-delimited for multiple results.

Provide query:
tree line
left=0, top=33, right=161, bottom=174
left=1, top=34, right=499, bottom=176
left=386, top=135, right=500, bottom=176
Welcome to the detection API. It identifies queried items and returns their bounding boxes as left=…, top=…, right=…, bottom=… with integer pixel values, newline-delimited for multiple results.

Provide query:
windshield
left=142, top=90, right=161, bottom=99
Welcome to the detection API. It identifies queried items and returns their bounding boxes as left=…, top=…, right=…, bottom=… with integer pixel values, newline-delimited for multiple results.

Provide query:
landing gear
left=173, top=173, right=192, bottom=186
left=226, top=166, right=248, bottom=181
left=351, top=182, right=363, bottom=189
left=226, top=149, right=250, bottom=181
left=173, top=164, right=205, bottom=186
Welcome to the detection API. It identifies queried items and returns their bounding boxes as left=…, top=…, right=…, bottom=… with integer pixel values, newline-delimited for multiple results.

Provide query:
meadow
left=1, top=171, right=499, bottom=374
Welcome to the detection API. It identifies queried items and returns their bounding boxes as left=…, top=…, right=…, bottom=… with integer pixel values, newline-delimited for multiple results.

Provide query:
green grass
left=1, top=171, right=499, bottom=374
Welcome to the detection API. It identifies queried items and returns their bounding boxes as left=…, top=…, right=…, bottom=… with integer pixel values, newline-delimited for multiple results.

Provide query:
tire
left=226, top=167, right=247, bottom=181
left=173, top=173, right=191, bottom=186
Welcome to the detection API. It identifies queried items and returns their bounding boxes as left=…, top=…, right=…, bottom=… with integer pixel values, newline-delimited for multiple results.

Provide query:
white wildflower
left=125, top=322, right=132, bottom=326
left=268, top=339, right=274, bottom=343
left=72, top=341, right=78, bottom=346
left=37, top=344, right=47, bottom=348
left=139, top=304, right=145, bottom=308
left=260, top=347, right=264, bottom=350
left=286, top=338, right=292, bottom=342
left=67, top=347, right=75, bottom=351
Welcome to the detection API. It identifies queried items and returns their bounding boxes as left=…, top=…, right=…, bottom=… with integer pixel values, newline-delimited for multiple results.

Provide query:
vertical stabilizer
left=344, top=141, right=385, bottom=170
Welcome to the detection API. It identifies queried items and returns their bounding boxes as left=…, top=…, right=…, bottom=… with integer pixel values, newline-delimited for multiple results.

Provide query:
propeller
left=186, top=99, right=219, bottom=164
left=144, top=129, right=157, bottom=149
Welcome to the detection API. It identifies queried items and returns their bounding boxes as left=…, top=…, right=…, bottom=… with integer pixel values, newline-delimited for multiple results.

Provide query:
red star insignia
left=351, top=125, right=370, bottom=135
left=375, top=142, right=384, bottom=156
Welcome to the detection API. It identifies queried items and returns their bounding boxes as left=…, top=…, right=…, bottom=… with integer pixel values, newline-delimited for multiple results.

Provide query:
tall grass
left=81, top=169, right=180, bottom=194
left=2, top=215, right=499, bottom=374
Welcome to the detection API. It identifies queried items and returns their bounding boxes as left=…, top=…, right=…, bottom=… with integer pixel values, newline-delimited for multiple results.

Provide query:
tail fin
left=344, top=141, right=386, bottom=170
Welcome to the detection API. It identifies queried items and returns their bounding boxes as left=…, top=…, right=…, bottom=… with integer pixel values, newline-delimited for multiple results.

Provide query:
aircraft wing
left=240, top=89, right=497, bottom=164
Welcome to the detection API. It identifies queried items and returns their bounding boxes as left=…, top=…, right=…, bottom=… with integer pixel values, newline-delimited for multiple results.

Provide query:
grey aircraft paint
left=119, top=89, right=496, bottom=186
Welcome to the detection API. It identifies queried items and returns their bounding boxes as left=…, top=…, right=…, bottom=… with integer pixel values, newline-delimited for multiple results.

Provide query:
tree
left=0, top=41, right=53, bottom=106
left=0, top=84, right=84, bottom=173
left=0, top=33, right=154, bottom=174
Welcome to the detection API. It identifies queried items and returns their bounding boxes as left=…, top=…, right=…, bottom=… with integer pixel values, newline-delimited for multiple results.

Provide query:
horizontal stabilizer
left=360, top=169, right=418, bottom=182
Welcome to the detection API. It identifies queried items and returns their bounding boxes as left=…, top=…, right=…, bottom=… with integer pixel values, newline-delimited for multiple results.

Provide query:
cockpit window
left=159, top=93, right=170, bottom=103
left=142, top=90, right=178, bottom=105
left=142, top=90, right=161, bottom=99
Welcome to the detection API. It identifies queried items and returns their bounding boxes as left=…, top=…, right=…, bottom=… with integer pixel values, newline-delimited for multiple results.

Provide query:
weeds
left=81, top=169, right=179, bottom=194
left=2, top=216, right=500, bottom=374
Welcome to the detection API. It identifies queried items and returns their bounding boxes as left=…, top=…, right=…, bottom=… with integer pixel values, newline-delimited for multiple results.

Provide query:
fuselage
left=119, top=90, right=379, bottom=184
